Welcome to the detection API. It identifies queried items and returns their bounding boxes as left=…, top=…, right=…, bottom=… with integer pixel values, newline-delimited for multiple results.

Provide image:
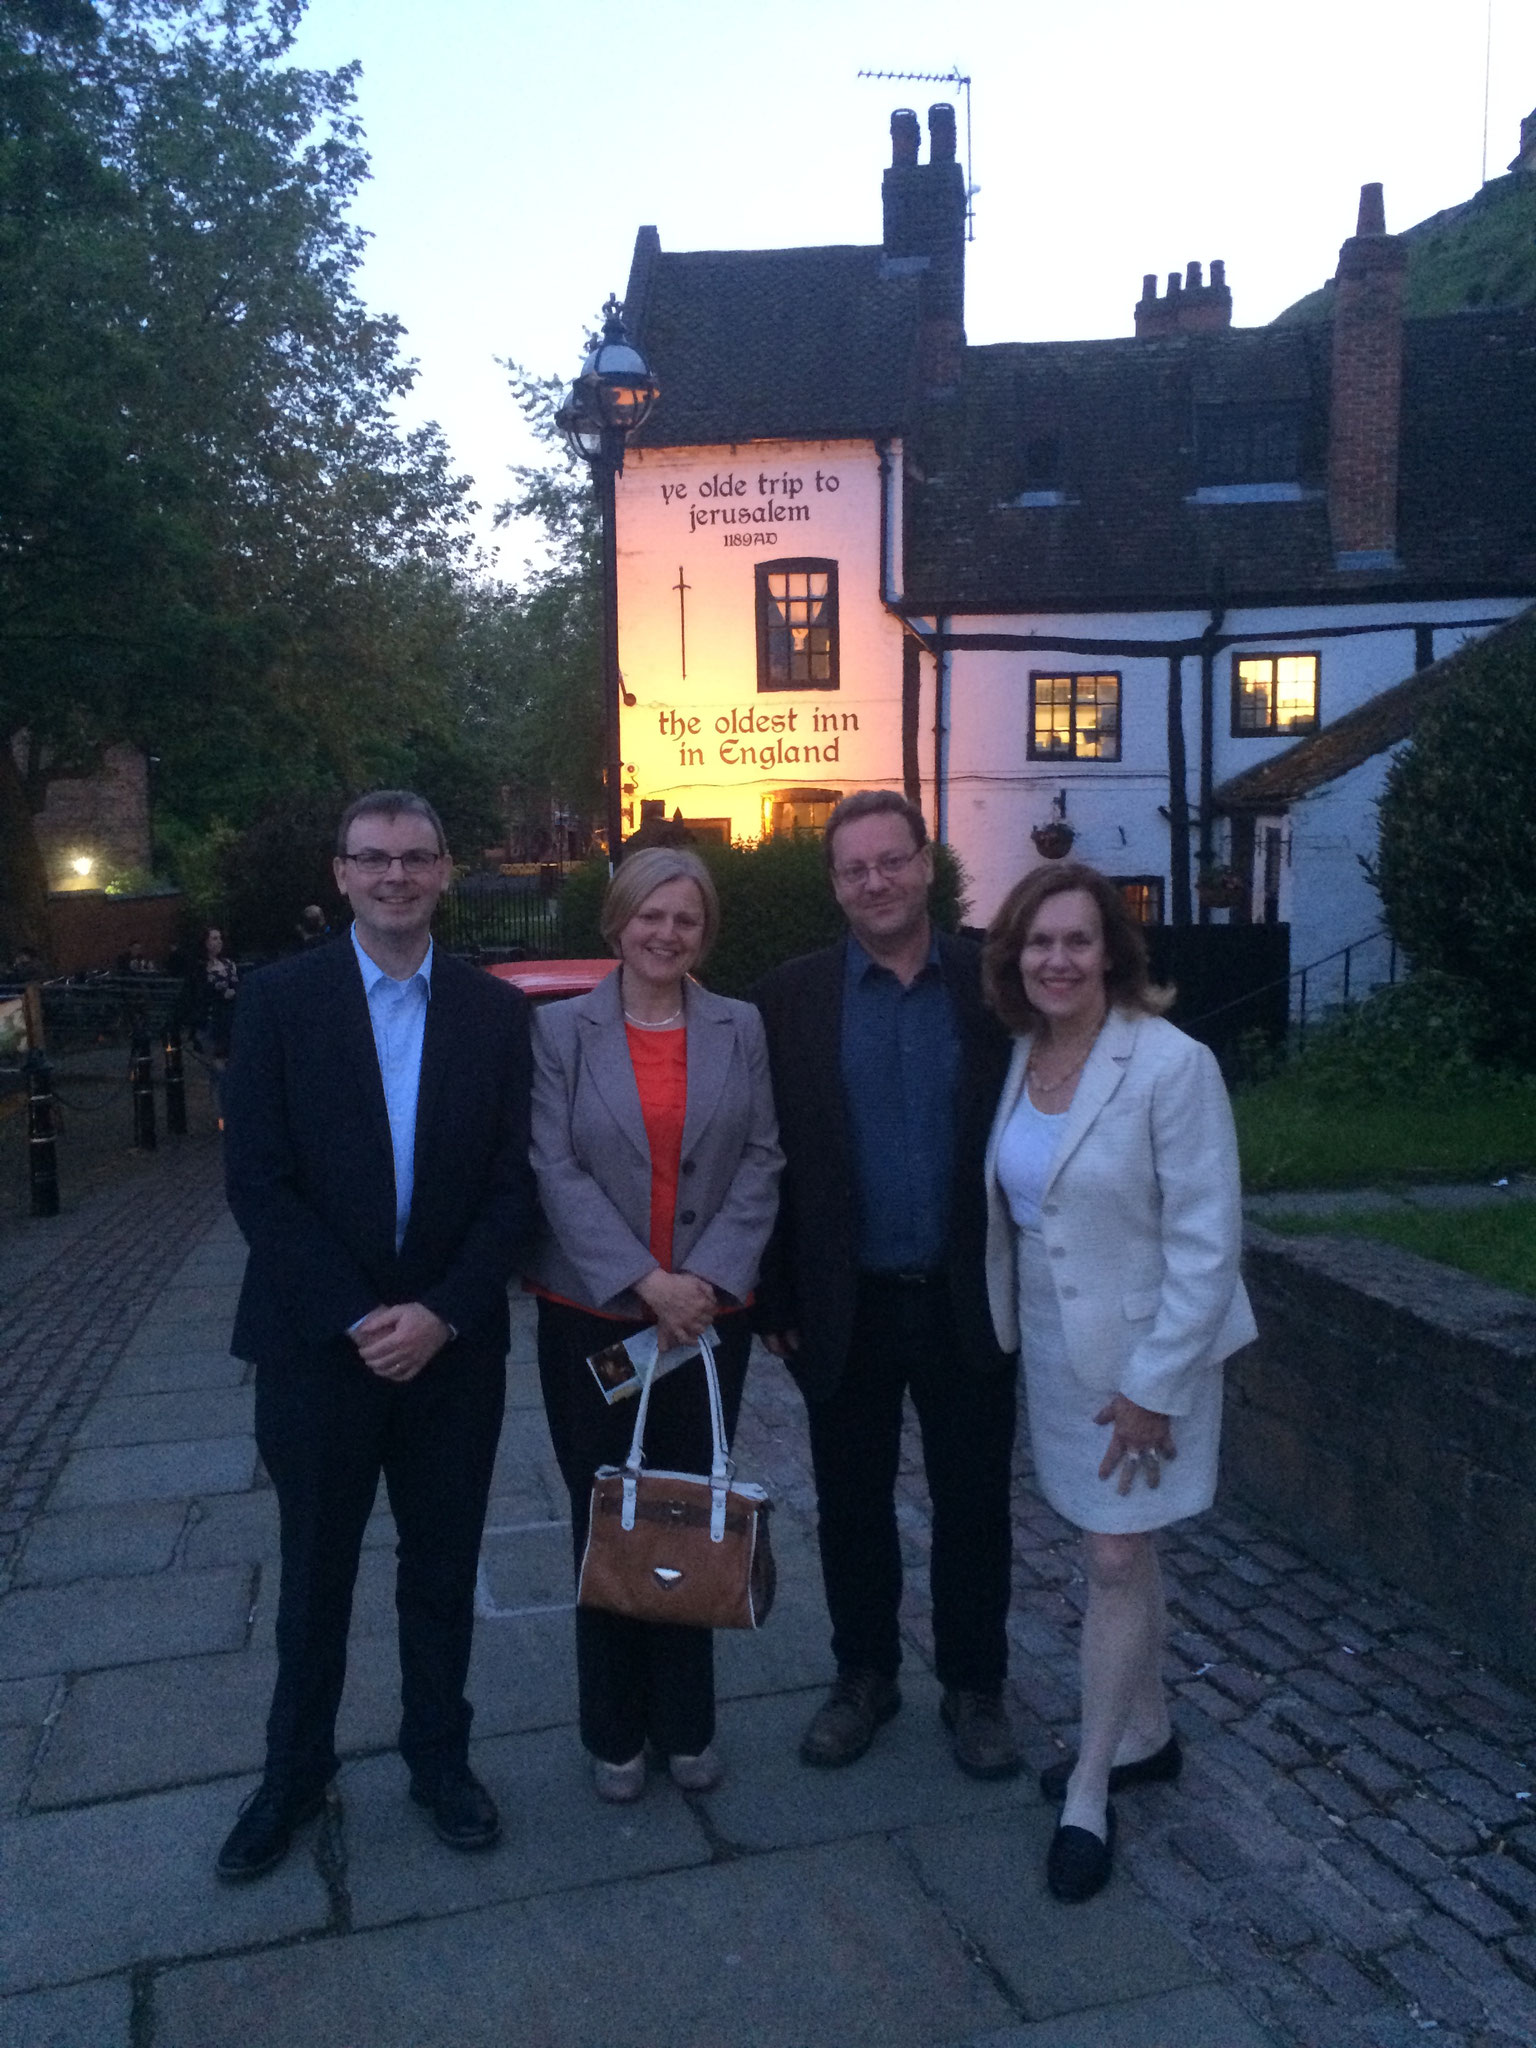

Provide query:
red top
left=625, top=1022, right=688, bottom=1269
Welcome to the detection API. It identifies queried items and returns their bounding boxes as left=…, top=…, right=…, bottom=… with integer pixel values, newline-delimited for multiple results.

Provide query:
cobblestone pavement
left=0, top=1133, right=226, bottom=1572
left=745, top=1363, right=1536, bottom=2048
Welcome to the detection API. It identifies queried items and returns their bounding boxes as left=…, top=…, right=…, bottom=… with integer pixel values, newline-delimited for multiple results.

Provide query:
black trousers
left=805, top=1276, right=1016, bottom=1694
left=535, top=1298, right=750, bottom=1764
left=254, top=1337, right=506, bottom=1795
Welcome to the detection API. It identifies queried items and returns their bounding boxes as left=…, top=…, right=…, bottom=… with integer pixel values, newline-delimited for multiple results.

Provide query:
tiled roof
left=901, top=310, right=1536, bottom=611
left=1214, top=603, right=1536, bottom=807
left=625, top=234, right=920, bottom=448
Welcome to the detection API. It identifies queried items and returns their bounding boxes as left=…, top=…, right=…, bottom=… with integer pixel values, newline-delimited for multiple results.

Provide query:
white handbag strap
left=619, top=1330, right=732, bottom=1541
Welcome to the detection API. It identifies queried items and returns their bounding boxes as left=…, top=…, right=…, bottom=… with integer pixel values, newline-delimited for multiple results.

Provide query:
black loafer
left=1039, top=1733, right=1181, bottom=1804
left=1046, top=1804, right=1117, bottom=1904
left=215, top=1779, right=328, bottom=1883
left=409, top=1764, right=501, bottom=1850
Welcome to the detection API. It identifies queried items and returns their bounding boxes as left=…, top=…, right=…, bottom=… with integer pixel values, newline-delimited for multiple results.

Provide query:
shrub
left=1374, top=611, right=1536, bottom=1064
left=557, top=835, right=968, bottom=997
left=1278, top=970, right=1507, bottom=1100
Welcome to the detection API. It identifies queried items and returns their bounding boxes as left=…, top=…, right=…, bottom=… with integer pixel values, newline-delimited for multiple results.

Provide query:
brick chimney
left=1510, top=105, right=1536, bottom=174
left=1328, top=182, right=1406, bottom=573
left=882, top=103, right=966, bottom=394
left=1133, top=260, right=1232, bottom=339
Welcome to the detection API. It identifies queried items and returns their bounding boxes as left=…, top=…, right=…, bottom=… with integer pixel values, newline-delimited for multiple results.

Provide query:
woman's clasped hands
left=633, top=1267, right=717, bottom=1353
left=1094, top=1391, right=1178, bottom=1495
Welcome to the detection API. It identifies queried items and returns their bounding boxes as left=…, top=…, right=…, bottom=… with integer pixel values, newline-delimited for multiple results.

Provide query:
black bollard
left=24, top=1049, right=60, bottom=1217
left=162, top=1021, right=187, bottom=1136
left=131, top=1025, right=157, bottom=1151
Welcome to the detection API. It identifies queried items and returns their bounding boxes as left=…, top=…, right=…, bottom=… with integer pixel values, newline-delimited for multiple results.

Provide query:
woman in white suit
left=982, top=863, right=1255, bottom=1903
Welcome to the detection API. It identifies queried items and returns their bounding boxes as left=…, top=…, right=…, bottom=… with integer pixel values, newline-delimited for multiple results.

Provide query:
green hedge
left=557, top=835, right=968, bottom=998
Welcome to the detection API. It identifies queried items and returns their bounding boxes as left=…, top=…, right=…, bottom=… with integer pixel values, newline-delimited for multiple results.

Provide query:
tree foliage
left=1373, top=612, right=1536, bottom=1063
left=0, top=0, right=475, bottom=940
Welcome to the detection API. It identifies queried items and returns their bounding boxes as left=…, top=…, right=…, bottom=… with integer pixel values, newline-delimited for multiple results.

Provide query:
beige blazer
left=525, top=968, right=783, bottom=1317
left=983, top=1008, right=1256, bottom=1417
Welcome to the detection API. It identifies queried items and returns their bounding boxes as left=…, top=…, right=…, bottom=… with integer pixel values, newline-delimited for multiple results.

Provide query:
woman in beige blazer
left=982, top=863, right=1254, bottom=1904
left=526, top=849, right=782, bottom=1803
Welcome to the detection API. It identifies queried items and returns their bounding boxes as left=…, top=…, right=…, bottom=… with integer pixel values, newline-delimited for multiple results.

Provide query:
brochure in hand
left=585, top=1325, right=718, bottom=1405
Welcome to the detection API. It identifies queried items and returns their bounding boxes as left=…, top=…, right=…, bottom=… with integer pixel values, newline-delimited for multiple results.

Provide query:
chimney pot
left=890, top=108, right=919, bottom=167
left=1186, top=261, right=1203, bottom=291
left=928, top=102, right=957, bottom=162
left=1211, top=259, right=1226, bottom=288
left=1167, top=271, right=1182, bottom=297
left=1355, top=182, right=1386, bottom=237
left=1141, top=273, right=1157, bottom=303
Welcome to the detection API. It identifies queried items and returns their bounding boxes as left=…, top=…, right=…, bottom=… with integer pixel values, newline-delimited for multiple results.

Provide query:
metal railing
left=1186, top=928, right=1399, bottom=1051
left=434, top=874, right=564, bottom=957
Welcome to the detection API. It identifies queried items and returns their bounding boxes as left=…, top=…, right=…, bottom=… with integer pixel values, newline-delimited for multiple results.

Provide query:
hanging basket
left=1031, top=822, right=1075, bottom=861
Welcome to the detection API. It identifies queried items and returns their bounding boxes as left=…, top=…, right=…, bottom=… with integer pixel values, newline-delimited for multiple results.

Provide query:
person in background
left=752, top=791, right=1022, bottom=1784
left=297, top=904, right=333, bottom=950
left=525, top=847, right=781, bottom=1802
left=982, top=862, right=1255, bottom=1903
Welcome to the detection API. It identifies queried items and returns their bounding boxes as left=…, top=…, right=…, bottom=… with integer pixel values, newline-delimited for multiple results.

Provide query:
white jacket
left=984, top=1008, right=1256, bottom=1417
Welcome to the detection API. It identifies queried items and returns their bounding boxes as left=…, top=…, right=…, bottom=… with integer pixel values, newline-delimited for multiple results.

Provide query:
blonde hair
left=600, top=848, right=720, bottom=961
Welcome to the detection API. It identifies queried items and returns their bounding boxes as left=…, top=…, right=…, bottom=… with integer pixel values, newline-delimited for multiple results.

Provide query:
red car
left=487, top=959, right=612, bottom=1004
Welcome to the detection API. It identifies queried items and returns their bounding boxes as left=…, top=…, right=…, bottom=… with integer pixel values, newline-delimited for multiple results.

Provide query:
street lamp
left=556, top=294, right=660, bottom=866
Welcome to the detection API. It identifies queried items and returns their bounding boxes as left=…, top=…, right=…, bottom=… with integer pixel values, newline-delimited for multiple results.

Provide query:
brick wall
left=1227, top=1226, right=1536, bottom=1683
left=1327, top=186, right=1407, bottom=565
left=45, top=890, right=186, bottom=976
left=28, top=743, right=152, bottom=889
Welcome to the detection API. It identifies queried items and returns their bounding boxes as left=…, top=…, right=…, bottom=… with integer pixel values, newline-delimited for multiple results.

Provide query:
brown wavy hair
left=982, top=862, right=1172, bottom=1033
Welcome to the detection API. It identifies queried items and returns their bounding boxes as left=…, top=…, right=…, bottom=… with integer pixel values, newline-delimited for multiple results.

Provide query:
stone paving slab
left=0, top=1727, right=32, bottom=1816
left=100, top=1350, right=246, bottom=1396
left=0, top=1567, right=251, bottom=1679
left=462, top=1608, right=579, bottom=1736
left=0, top=1677, right=54, bottom=1729
left=0, top=1975, right=133, bottom=2048
left=0, top=1778, right=331, bottom=1994
left=178, top=1491, right=280, bottom=1567
left=246, top=1543, right=396, bottom=1652
left=955, top=1984, right=1282, bottom=2047
left=703, top=1678, right=1033, bottom=1854
left=342, top=1722, right=714, bottom=1930
left=476, top=1519, right=572, bottom=1612
left=72, top=1388, right=254, bottom=1449
left=901, top=1811, right=1205, bottom=2020
left=49, top=1436, right=254, bottom=1509
left=13, top=1500, right=186, bottom=1584
left=151, top=1835, right=1019, bottom=2048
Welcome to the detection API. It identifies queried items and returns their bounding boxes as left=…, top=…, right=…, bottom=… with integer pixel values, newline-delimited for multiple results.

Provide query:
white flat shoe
left=668, top=1745, right=723, bottom=1792
left=592, top=1752, right=645, bottom=1803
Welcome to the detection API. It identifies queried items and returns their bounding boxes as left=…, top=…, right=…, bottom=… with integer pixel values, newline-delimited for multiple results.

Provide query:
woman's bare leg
left=1060, top=1530, right=1168, bottom=1839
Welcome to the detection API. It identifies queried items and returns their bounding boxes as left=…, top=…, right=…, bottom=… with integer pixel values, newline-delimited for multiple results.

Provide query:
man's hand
left=760, top=1328, right=801, bottom=1358
left=350, top=1303, right=452, bottom=1383
left=633, top=1269, right=716, bottom=1354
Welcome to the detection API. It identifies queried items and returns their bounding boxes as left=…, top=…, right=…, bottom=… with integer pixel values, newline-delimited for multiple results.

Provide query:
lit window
left=1232, top=654, right=1319, bottom=736
left=1112, top=877, right=1164, bottom=925
left=756, top=558, right=839, bottom=691
left=1029, top=673, right=1121, bottom=761
left=761, top=788, right=843, bottom=839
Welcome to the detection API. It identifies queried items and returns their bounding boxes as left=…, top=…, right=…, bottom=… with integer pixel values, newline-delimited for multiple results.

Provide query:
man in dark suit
left=216, top=790, right=535, bottom=1881
left=752, top=791, right=1021, bottom=1779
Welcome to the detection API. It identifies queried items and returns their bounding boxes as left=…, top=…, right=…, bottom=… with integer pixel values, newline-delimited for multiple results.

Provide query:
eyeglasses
left=831, top=846, right=925, bottom=890
left=340, top=848, right=442, bottom=875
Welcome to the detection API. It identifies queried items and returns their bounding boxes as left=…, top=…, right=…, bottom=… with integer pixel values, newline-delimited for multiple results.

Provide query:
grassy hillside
left=1273, top=171, right=1536, bottom=325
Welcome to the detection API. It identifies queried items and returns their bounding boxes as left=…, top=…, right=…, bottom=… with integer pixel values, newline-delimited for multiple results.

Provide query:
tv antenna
left=857, top=66, right=978, bottom=240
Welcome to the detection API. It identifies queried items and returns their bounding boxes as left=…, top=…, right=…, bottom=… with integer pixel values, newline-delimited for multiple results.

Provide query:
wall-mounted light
left=71, top=855, right=94, bottom=878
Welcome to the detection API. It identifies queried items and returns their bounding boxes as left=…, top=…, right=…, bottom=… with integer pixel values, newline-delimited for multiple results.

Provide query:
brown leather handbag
left=578, top=1335, right=776, bottom=1631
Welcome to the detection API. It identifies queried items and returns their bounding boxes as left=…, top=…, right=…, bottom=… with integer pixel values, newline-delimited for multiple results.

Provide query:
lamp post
left=556, top=295, right=660, bottom=867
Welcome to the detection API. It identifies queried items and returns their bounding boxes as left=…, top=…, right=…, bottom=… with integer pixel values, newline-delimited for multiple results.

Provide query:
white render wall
left=944, top=600, right=1522, bottom=936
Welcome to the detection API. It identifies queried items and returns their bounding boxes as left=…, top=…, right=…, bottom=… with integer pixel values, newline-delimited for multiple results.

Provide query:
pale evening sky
left=288, top=0, right=1536, bottom=574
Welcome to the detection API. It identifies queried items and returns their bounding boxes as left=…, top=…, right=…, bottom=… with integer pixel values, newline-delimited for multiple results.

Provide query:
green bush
left=1374, top=612, right=1536, bottom=1064
left=1278, top=970, right=1505, bottom=1100
left=556, top=835, right=968, bottom=997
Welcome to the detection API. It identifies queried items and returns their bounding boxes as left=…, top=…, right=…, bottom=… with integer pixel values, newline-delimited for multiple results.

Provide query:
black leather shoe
left=215, top=1779, right=327, bottom=1883
left=1046, top=1804, right=1117, bottom=1904
left=940, top=1689, right=1023, bottom=1780
left=1039, top=1733, right=1181, bottom=1805
left=799, top=1669, right=901, bottom=1767
left=409, top=1764, right=501, bottom=1850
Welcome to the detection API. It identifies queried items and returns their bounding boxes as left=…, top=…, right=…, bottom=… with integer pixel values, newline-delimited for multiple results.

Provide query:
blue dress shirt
left=351, top=927, right=432, bottom=1252
left=840, top=935, right=959, bottom=1273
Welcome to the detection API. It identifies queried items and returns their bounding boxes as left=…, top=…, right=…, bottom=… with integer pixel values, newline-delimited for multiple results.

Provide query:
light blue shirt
left=351, top=927, right=432, bottom=1252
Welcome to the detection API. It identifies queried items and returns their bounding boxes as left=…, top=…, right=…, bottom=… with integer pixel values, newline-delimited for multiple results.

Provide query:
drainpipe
left=1197, top=591, right=1226, bottom=925
left=1165, top=654, right=1192, bottom=926
left=877, top=434, right=940, bottom=826
left=935, top=615, right=951, bottom=846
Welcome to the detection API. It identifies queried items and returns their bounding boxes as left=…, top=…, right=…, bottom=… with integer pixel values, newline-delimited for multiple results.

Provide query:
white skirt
left=1018, top=1233, right=1221, bottom=1534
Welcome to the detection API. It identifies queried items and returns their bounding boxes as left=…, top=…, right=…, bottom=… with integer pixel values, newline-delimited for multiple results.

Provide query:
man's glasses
left=340, top=848, right=442, bottom=875
left=831, top=847, right=924, bottom=890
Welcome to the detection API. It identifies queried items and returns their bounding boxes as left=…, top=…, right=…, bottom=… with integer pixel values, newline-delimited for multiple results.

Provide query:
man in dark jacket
left=217, top=791, right=535, bottom=1880
left=752, top=791, right=1020, bottom=1779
